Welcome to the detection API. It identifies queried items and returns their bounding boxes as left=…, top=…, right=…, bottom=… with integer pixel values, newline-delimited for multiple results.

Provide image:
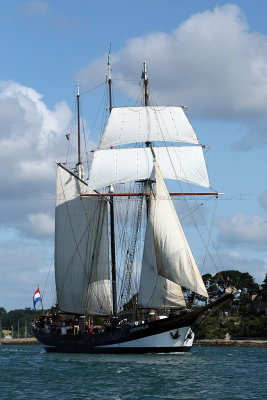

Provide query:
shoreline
left=1, top=338, right=267, bottom=347
left=193, top=339, right=267, bottom=348
left=0, top=338, right=39, bottom=345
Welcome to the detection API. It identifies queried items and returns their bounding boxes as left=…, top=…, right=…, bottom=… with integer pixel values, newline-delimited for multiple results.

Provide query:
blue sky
left=0, top=0, right=267, bottom=311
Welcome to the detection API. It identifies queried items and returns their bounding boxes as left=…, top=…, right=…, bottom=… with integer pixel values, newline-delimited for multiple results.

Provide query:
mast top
left=143, top=61, right=148, bottom=81
left=107, top=45, right=112, bottom=113
left=143, top=62, right=149, bottom=146
left=107, top=44, right=112, bottom=82
left=142, top=61, right=149, bottom=107
left=76, top=79, right=82, bottom=175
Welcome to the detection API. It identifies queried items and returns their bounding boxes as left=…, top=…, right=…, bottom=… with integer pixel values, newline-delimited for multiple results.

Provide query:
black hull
left=33, top=315, right=194, bottom=354
left=33, top=293, right=234, bottom=354
left=44, top=346, right=191, bottom=354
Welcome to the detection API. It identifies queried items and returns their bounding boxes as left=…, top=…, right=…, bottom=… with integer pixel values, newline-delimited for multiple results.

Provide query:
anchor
left=170, top=329, right=180, bottom=339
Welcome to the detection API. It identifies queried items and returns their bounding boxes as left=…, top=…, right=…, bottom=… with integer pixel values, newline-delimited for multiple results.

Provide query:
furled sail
left=55, top=165, right=112, bottom=315
left=88, top=146, right=209, bottom=191
left=138, top=163, right=209, bottom=300
left=99, top=106, right=199, bottom=148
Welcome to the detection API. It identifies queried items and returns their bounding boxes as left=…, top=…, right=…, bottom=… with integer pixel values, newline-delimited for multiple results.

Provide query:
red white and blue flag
left=33, top=287, right=42, bottom=310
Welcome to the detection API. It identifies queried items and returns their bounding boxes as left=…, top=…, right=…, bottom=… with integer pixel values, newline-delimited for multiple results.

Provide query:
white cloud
left=18, top=1, right=50, bottom=17
left=0, top=80, right=72, bottom=170
left=0, top=81, right=78, bottom=309
left=0, top=81, right=70, bottom=153
left=19, top=160, right=55, bottom=182
left=28, top=213, right=54, bottom=236
left=233, top=117, right=267, bottom=150
left=258, top=190, right=267, bottom=212
left=217, top=213, right=267, bottom=250
left=0, top=231, right=55, bottom=310
left=79, top=4, right=267, bottom=148
left=214, top=251, right=267, bottom=284
left=199, top=249, right=266, bottom=284
left=0, top=80, right=72, bottom=238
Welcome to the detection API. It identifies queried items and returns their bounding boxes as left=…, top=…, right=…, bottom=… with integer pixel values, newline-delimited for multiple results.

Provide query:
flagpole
left=38, top=284, right=45, bottom=315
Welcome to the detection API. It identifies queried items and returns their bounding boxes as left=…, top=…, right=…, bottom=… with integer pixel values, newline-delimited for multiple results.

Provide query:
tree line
left=0, top=270, right=266, bottom=339
left=194, top=270, right=267, bottom=339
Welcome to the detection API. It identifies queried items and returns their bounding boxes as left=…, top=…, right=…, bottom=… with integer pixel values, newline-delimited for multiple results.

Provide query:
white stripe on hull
left=95, top=326, right=194, bottom=349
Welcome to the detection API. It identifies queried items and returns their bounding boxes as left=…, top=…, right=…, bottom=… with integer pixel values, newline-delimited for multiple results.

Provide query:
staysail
left=138, top=216, right=186, bottom=308
left=55, top=165, right=112, bottom=315
left=138, top=163, right=209, bottom=307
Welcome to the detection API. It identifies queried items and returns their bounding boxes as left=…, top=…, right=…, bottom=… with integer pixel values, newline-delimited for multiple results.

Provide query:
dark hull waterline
left=32, top=293, right=234, bottom=354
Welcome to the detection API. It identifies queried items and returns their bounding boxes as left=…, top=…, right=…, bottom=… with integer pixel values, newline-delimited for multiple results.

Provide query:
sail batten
left=99, top=106, right=199, bottom=148
left=138, top=164, right=209, bottom=301
left=88, top=146, right=209, bottom=191
left=55, top=165, right=112, bottom=315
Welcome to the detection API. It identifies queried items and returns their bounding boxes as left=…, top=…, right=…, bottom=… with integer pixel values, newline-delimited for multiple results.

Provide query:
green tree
left=202, top=273, right=221, bottom=298
left=1, top=307, right=48, bottom=337
left=260, top=274, right=267, bottom=302
left=213, top=270, right=259, bottom=295
left=0, top=307, right=7, bottom=319
left=202, top=270, right=259, bottom=315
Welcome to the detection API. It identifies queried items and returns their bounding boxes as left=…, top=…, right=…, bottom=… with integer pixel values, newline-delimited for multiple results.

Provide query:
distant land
left=1, top=270, right=266, bottom=341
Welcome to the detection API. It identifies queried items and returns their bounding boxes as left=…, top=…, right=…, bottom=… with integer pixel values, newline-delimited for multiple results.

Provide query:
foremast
left=54, top=79, right=112, bottom=317
left=107, top=51, right=117, bottom=316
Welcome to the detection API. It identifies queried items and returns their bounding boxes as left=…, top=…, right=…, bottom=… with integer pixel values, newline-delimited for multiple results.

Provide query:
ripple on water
left=0, top=346, right=266, bottom=399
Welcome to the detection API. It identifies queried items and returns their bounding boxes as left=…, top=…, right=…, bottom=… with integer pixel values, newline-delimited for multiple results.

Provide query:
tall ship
left=32, top=60, right=236, bottom=353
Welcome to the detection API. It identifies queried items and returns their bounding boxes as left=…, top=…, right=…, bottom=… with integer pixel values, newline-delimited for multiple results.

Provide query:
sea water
left=0, top=345, right=266, bottom=400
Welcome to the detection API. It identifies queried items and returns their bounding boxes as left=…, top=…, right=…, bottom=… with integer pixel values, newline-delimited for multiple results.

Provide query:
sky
left=0, top=0, right=267, bottom=311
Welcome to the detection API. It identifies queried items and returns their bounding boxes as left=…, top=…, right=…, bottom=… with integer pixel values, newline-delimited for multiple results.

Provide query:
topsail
left=99, top=106, right=199, bottom=148
left=88, top=146, right=209, bottom=192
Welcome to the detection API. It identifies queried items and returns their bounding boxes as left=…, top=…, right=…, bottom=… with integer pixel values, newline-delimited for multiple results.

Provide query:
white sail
left=138, top=208, right=186, bottom=308
left=55, top=165, right=112, bottom=315
left=99, top=106, right=199, bottom=148
left=88, top=146, right=209, bottom=191
left=138, top=275, right=186, bottom=309
left=139, top=163, right=208, bottom=299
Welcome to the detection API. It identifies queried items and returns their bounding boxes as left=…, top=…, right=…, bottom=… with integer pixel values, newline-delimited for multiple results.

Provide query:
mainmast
left=143, top=62, right=151, bottom=151
left=143, top=61, right=149, bottom=107
left=142, top=61, right=153, bottom=224
left=108, top=50, right=117, bottom=316
left=77, top=80, right=81, bottom=164
left=76, top=80, right=83, bottom=179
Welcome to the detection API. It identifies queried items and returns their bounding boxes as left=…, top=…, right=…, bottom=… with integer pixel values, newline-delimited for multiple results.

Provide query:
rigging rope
left=119, top=182, right=146, bottom=309
left=80, top=81, right=106, bottom=96
left=148, top=88, right=224, bottom=278
left=42, top=253, right=56, bottom=309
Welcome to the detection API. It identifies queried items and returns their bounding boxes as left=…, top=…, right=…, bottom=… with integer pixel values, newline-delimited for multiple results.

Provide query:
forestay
left=88, top=146, right=209, bottom=191
left=55, top=165, right=112, bottom=315
left=99, top=106, right=199, bottom=148
left=138, top=163, right=209, bottom=299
